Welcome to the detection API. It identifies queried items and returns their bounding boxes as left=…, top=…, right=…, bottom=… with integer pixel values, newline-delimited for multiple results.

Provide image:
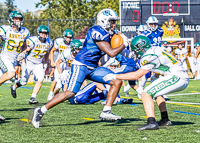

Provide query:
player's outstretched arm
left=103, top=68, right=149, bottom=82
left=56, top=58, right=63, bottom=74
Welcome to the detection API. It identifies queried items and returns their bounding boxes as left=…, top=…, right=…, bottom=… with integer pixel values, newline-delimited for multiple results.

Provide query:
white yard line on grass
left=166, top=101, right=200, bottom=105
left=167, top=92, right=200, bottom=97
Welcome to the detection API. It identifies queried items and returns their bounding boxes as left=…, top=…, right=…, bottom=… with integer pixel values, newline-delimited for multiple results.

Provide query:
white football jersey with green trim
left=54, top=38, right=71, bottom=54
left=0, top=25, right=30, bottom=62
left=175, top=48, right=188, bottom=62
left=140, top=46, right=188, bottom=79
left=26, top=36, right=53, bottom=64
left=60, top=49, right=74, bottom=70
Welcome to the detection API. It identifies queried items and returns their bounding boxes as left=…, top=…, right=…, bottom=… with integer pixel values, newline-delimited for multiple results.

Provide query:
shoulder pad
left=141, top=53, right=158, bottom=66
left=0, top=25, right=11, bottom=35
left=157, top=28, right=164, bottom=32
left=91, top=26, right=109, bottom=41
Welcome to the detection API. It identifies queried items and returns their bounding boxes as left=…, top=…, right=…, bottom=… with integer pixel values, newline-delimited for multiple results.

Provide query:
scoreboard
left=120, top=0, right=200, bottom=38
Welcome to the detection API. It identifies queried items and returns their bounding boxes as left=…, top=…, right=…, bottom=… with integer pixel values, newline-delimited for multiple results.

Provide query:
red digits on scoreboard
left=132, top=10, right=139, bottom=22
left=154, top=1, right=179, bottom=14
left=154, top=2, right=160, bottom=14
left=172, top=1, right=179, bottom=13
left=162, top=2, right=169, bottom=13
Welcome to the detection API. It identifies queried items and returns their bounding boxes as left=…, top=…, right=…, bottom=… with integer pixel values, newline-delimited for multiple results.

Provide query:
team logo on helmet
left=134, top=40, right=146, bottom=50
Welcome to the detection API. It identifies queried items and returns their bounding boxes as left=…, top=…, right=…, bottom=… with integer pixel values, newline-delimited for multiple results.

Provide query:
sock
left=12, top=85, right=16, bottom=90
left=41, top=105, right=48, bottom=114
left=31, top=93, right=37, bottom=98
left=49, top=91, right=54, bottom=96
left=147, top=117, right=156, bottom=124
left=103, top=106, right=111, bottom=112
left=161, top=111, right=169, bottom=121
left=136, top=87, right=143, bottom=95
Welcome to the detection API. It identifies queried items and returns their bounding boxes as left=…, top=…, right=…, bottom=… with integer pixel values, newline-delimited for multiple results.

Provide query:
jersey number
left=7, top=40, right=23, bottom=53
left=33, top=49, right=47, bottom=59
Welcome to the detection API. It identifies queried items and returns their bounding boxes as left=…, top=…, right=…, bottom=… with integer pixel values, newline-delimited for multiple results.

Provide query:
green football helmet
left=9, top=11, right=24, bottom=28
left=163, top=41, right=168, bottom=44
left=130, top=35, right=151, bottom=58
left=63, top=29, right=74, bottom=38
left=71, top=39, right=83, bottom=54
left=195, top=42, right=200, bottom=47
left=37, top=25, right=49, bottom=41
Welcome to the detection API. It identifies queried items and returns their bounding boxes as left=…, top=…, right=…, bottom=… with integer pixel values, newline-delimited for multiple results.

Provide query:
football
left=111, top=34, right=123, bottom=48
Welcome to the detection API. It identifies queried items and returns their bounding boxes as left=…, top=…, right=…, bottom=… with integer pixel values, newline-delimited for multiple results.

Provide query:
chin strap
left=39, top=37, right=46, bottom=43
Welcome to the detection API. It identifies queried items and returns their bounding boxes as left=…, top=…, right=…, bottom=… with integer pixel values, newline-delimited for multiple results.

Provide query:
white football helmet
left=137, top=25, right=147, bottom=35
left=146, top=16, right=159, bottom=31
left=97, top=8, right=119, bottom=29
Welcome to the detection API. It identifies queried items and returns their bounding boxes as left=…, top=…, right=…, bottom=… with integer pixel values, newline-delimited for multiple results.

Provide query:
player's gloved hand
left=103, top=73, right=117, bottom=82
left=17, top=52, right=26, bottom=61
left=113, top=29, right=119, bottom=34
left=120, top=33, right=129, bottom=47
left=193, top=58, right=197, bottom=65
left=43, top=63, right=48, bottom=71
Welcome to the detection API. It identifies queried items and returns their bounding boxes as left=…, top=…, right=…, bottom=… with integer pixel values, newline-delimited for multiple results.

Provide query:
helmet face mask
left=9, top=11, right=24, bottom=29
left=97, top=8, right=119, bottom=31
left=130, top=35, right=151, bottom=59
left=146, top=16, right=159, bottom=31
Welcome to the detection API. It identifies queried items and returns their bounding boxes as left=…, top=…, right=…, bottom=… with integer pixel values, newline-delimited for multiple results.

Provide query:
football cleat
left=47, top=94, right=53, bottom=101
left=32, top=108, right=43, bottom=128
left=119, top=98, right=133, bottom=104
left=99, top=111, right=122, bottom=121
left=68, top=96, right=76, bottom=104
left=29, top=98, right=38, bottom=104
left=158, top=119, right=173, bottom=126
left=0, top=115, right=5, bottom=121
left=137, top=123, right=159, bottom=131
left=10, top=85, right=17, bottom=98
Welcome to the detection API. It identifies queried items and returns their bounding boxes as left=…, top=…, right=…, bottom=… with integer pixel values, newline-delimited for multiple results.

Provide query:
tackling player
left=103, top=36, right=189, bottom=131
left=47, top=29, right=74, bottom=100
left=0, top=11, right=30, bottom=120
left=10, top=25, right=53, bottom=104
left=32, top=8, right=131, bottom=128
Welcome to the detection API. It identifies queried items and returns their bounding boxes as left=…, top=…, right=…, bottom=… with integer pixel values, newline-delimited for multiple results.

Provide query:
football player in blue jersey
left=32, top=8, right=130, bottom=128
left=141, top=16, right=163, bottom=47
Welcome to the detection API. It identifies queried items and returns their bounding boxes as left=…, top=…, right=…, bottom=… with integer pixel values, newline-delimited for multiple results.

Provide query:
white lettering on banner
left=122, top=26, right=137, bottom=32
left=185, top=25, right=200, bottom=32
left=123, top=2, right=139, bottom=9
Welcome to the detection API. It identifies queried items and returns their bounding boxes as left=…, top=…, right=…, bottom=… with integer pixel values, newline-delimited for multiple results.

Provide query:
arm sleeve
left=54, top=39, right=59, bottom=49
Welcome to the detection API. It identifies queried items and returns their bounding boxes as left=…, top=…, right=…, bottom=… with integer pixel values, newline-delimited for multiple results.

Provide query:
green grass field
left=0, top=80, right=200, bottom=142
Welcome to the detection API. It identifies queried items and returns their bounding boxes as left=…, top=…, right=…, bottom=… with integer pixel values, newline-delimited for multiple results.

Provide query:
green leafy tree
left=35, top=0, right=120, bottom=40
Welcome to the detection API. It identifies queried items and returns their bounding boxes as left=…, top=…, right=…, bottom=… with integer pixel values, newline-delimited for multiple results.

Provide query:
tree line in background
left=0, top=0, right=119, bottom=40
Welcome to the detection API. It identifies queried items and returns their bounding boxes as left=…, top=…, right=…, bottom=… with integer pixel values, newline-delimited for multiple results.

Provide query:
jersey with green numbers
left=140, top=46, right=186, bottom=77
left=54, top=38, right=71, bottom=53
left=0, top=25, right=30, bottom=62
left=26, top=36, right=53, bottom=64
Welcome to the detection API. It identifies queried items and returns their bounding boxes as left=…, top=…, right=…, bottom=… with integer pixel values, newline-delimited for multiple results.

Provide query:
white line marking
left=167, top=92, right=200, bottom=97
left=166, top=101, right=200, bottom=105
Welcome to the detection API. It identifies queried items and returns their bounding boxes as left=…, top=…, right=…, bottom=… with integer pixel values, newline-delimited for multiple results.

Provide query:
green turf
left=0, top=80, right=200, bottom=142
